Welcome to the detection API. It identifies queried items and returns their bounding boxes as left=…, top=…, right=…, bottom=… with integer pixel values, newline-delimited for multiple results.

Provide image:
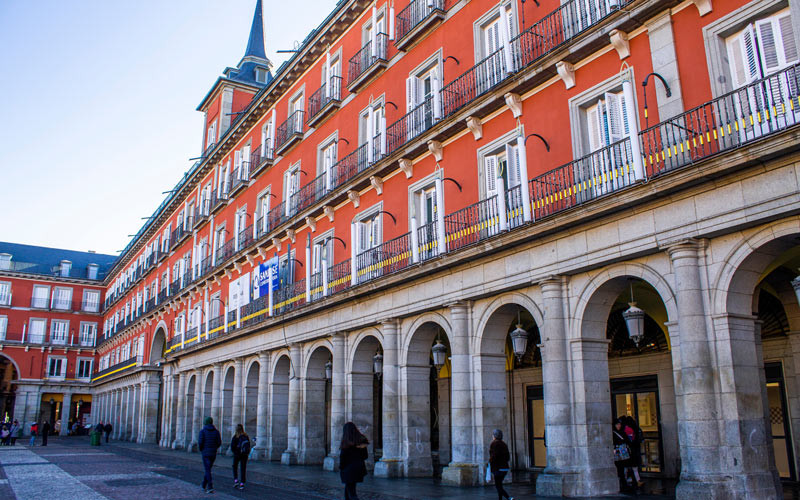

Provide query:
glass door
left=526, top=385, right=546, bottom=468
left=611, top=375, right=663, bottom=474
left=765, top=362, right=796, bottom=480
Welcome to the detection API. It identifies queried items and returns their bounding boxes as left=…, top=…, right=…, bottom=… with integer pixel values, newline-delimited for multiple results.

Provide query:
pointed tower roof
left=243, top=0, right=266, bottom=60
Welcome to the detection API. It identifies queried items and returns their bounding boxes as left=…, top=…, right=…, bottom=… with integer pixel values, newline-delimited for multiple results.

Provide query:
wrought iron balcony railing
left=347, top=33, right=388, bottom=92
left=250, top=143, right=274, bottom=177
left=308, top=76, right=343, bottom=127
left=275, top=110, right=304, bottom=155
left=395, top=0, right=445, bottom=50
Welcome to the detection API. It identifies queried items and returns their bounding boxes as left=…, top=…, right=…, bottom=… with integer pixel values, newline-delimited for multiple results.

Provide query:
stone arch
left=202, top=369, right=214, bottom=425
left=400, top=315, right=453, bottom=477
left=301, top=344, right=333, bottom=464
left=222, top=365, right=236, bottom=448
left=244, top=360, right=259, bottom=438
left=184, top=373, right=197, bottom=448
left=573, top=262, right=678, bottom=342
left=346, top=328, right=384, bottom=374
left=350, top=332, right=384, bottom=459
left=473, top=293, right=544, bottom=469
left=269, top=353, right=291, bottom=461
left=711, top=220, right=800, bottom=317
left=0, top=353, right=19, bottom=424
left=149, top=324, right=168, bottom=365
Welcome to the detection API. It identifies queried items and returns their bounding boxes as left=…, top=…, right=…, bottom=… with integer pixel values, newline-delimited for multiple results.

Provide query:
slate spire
left=243, top=0, right=266, bottom=60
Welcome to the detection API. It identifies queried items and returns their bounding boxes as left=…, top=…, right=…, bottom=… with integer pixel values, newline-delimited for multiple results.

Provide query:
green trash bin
left=91, top=431, right=101, bottom=446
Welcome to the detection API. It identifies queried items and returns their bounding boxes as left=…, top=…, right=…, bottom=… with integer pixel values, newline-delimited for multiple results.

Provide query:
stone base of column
left=187, top=440, right=198, bottom=453
left=373, top=458, right=403, bottom=478
left=441, top=463, right=481, bottom=487
left=280, top=450, right=297, bottom=465
left=536, top=469, right=617, bottom=497
left=536, top=471, right=577, bottom=497
left=249, top=447, right=266, bottom=462
left=171, top=439, right=183, bottom=450
left=676, top=473, right=778, bottom=500
left=323, top=455, right=339, bottom=471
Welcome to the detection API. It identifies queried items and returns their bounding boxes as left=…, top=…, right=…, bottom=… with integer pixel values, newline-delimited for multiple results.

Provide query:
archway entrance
left=301, top=345, right=332, bottom=464
left=184, top=374, right=196, bottom=448
left=402, top=320, right=451, bottom=477
left=269, top=355, right=290, bottom=461
left=477, top=302, right=541, bottom=472
left=150, top=328, right=166, bottom=364
left=0, top=354, right=18, bottom=421
left=351, top=335, right=383, bottom=464
left=222, top=367, right=235, bottom=451
left=244, top=362, right=259, bottom=440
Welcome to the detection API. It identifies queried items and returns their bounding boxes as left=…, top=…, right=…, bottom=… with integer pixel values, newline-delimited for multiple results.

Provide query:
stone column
left=442, top=302, right=479, bottom=486
left=160, top=374, right=171, bottom=447
left=211, top=363, right=223, bottom=430
left=537, top=277, right=576, bottom=495
left=231, top=358, right=244, bottom=452
left=324, top=333, right=346, bottom=471
left=110, top=390, right=117, bottom=438
left=254, top=352, right=270, bottom=459
left=141, top=377, right=160, bottom=444
left=375, top=319, right=402, bottom=477
left=123, top=387, right=132, bottom=440
left=189, top=369, right=203, bottom=452
left=282, top=343, right=302, bottom=465
left=131, top=384, right=141, bottom=442
left=60, top=391, right=73, bottom=436
left=173, top=372, right=186, bottom=449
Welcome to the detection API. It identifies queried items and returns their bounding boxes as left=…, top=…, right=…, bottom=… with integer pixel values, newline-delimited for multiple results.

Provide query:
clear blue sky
left=0, top=0, right=338, bottom=256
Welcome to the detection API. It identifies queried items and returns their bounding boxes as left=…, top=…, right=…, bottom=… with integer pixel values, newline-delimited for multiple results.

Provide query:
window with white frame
left=60, top=260, right=72, bottom=277
left=256, top=189, right=272, bottom=233
left=0, top=316, right=7, bottom=340
left=175, top=314, right=186, bottom=338
left=51, top=319, right=69, bottom=345
left=215, top=224, right=227, bottom=258
left=206, top=119, right=217, bottom=150
left=312, top=232, right=335, bottom=276
left=289, top=92, right=305, bottom=129
left=210, top=292, right=222, bottom=318
left=0, top=254, right=10, bottom=270
left=358, top=99, right=385, bottom=161
left=283, top=163, right=302, bottom=216
left=0, top=281, right=10, bottom=306
left=234, top=207, right=248, bottom=249
left=278, top=249, right=296, bottom=286
left=82, top=289, right=100, bottom=312
left=77, top=358, right=93, bottom=379
left=29, top=318, right=46, bottom=343
left=260, top=114, right=276, bottom=156
left=31, top=285, right=49, bottom=309
left=354, top=207, right=382, bottom=255
left=51, top=287, right=72, bottom=310
left=362, top=6, right=387, bottom=46
left=318, top=136, right=338, bottom=191
left=726, top=8, right=797, bottom=89
left=322, top=51, right=342, bottom=98
left=406, top=53, right=442, bottom=136
left=219, top=161, right=231, bottom=195
left=80, top=322, right=97, bottom=347
left=47, top=357, right=66, bottom=378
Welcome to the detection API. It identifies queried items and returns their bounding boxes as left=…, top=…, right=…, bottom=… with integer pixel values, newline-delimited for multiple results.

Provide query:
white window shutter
left=587, top=103, right=603, bottom=152
left=370, top=7, right=378, bottom=57
left=604, top=92, right=624, bottom=145
left=406, top=76, right=415, bottom=111
left=358, top=222, right=368, bottom=253
left=432, top=67, right=442, bottom=119
left=756, top=18, right=781, bottom=73
left=485, top=155, right=498, bottom=198
left=778, top=15, right=798, bottom=65
left=505, top=144, right=521, bottom=188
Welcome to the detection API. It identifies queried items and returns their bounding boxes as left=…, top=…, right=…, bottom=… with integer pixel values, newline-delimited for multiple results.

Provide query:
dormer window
left=0, top=253, right=10, bottom=271
left=255, top=67, right=267, bottom=83
left=60, top=260, right=72, bottom=277
left=87, top=263, right=99, bottom=280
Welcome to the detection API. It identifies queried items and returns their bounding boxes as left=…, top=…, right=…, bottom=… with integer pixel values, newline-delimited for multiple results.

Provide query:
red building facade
left=21, top=0, right=800, bottom=497
left=0, top=243, right=114, bottom=434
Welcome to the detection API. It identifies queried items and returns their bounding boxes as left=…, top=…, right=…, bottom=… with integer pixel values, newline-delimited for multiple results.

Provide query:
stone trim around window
left=475, top=126, right=525, bottom=200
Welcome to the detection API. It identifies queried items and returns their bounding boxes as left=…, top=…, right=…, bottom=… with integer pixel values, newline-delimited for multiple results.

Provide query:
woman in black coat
left=613, top=418, right=634, bottom=491
left=339, top=422, right=369, bottom=500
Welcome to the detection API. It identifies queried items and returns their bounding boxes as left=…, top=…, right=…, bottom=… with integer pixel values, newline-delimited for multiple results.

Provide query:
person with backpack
left=198, top=416, right=222, bottom=494
left=613, top=418, right=634, bottom=492
left=230, top=424, right=251, bottom=490
left=339, top=422, right=369, bottom=500
left=29, top=422, right=38, bottom=447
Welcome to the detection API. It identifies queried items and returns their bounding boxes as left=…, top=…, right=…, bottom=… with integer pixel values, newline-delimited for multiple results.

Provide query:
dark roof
left=244, top=0, right=266, bottom=60
left=0, top=242, right=117, bottom=281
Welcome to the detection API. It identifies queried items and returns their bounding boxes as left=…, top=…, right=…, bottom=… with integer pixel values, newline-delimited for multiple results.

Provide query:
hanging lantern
left=325, top=360, right=332, bottom=380
left=432, top=340, right=447, bottom=369
left=792, top=276, right=800, bottom=307
left=510, top=324, right=528, bottom=360
left=373, top=351, right=383, bottom=375
left=623, top=302, right=646, bottom=346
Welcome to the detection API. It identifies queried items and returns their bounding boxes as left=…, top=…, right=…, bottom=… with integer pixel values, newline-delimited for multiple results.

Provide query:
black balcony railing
left=157, top=287, right=168, bottom=304
left=216, top=239, right=236, bottom=266
left=308, top=76, right=343, bottom=125
left=92, top=357, right=137, bottom=381
left=231, top=162, right=251, bottom=193
left=444, top=195, right=500, bottom=252
left=194, top=200, right=211, bottom=228
left=275, top=110, right=304, bottom=153
left=30, top=297, right=49, bottom=309
left=355, top=232, right=411, bottom=284
left=275, top=279, right=306, bottom=315
left=238, top=225, right=254, bottom=251
left=506, top=184, right=524, bottom=230
left=386, top=96, right=434, bottom=153
left=267, top=202, right=287, bottom=232
left=290, top=169, right=332, bottom=215
left=347, top=33, right=388, bottom=90
left=250, top=143, right=274, bottom=176
left=417, top=221, right=438, bottom=262
left=440, top=49, right=505, bottom=119
left=212, top=185, right=229, bottom=210
left=395, top=0, right=445, bottom=45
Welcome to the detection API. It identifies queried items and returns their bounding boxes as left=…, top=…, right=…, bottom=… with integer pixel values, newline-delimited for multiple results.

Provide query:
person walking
left=41, top=421, right=50, bottom=446
left=29, top=422, right=38, bottom=447
left=1, top=423, right=10, bottom=445
left=230, top=424, right=251, bottom=490
left=198, top=416, right=221, bottom=494
left=104, top=422, right=112, bottom=443
left=613, top=418, right=634, bottom=492
left=339, top=422, right=369, bottom=500
left=9, top=420, right=19, bottom=446
left=623, top=415, right=644, bottom=488
left=488, top=429, right=514, bottom=500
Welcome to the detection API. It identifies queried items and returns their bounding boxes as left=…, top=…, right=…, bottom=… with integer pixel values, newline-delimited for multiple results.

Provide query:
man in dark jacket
left=41, top=421, right=50, bottom=446
left=198, top=416, right=222, bottom=494
left=104, top=422, right=112, bottom=443
left=489, top=429, right=513, bottom=500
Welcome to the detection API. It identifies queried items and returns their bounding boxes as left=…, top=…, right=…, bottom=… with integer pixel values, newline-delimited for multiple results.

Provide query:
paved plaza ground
left=0, top=436, right=795, bottom=499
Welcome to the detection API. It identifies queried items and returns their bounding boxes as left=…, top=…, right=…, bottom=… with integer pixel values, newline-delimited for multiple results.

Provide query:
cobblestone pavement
left=3, top=436, right=796, bottom=499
